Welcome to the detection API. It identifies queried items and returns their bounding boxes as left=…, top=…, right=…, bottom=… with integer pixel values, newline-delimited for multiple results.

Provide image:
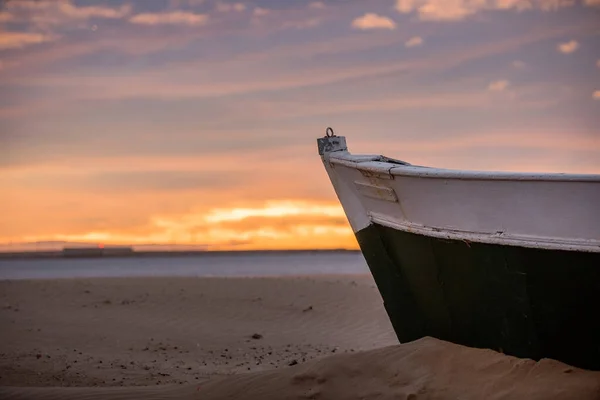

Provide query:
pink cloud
left=395, top=0, right=578, bottom=21
left=352, top=13, right=396, bottom=30
left=405, top=36, right=424, bottom=47
left=4, top=0, right=131, bottom=28
left=215, top=2, right=247, bottom=13
left=130, top=11, right=209, bottom=26
left=0, top=31, right=57, bottom=50
left=488, top=80, right=510, bottom=91
left=557, top=39, right=579, bottom=54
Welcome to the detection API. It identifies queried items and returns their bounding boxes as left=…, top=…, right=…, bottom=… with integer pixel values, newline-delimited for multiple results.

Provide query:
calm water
left=0, top=252, right=370, bottom=280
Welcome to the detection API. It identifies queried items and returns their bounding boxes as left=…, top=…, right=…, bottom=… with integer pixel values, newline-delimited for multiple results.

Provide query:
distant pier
left=61, top=246, right=134, bottom=258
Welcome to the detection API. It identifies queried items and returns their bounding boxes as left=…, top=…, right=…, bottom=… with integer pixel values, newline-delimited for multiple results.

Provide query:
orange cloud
left=352, top=13, right=396, bottom=30
left=129, top=11, right=209, bottom=26
left=201, top=201, right=345, bottom=224
left=395, top=0, right=577, bottom=21
left=3, top=126, right=599, bottom=250
left=0, top=31, right=56, bottom=50
left=557, top=39, right=579, bottom=54
left=488, top=80, right=510, bottom=91
left=0, top=196, right=356, bottom=251
left=405, top=36, right=424, bottom=47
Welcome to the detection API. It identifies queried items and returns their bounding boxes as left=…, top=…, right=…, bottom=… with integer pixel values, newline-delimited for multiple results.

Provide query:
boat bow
left=317, top=128, right=600, bottom=370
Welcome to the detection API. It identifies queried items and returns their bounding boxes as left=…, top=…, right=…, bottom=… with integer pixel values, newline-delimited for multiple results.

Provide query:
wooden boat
left=317, top=128, right=600, bottom=370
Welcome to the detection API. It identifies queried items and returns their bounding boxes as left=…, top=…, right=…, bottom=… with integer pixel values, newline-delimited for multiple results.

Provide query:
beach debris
left=302, top=306, right=313, bottom=312
left=251, top=333, right=263, bottom=340
left=288, top=360, right=298, bottom=366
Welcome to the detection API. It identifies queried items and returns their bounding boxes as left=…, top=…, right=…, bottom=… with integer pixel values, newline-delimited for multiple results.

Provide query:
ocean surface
left=0, top=252, right=370, bottom=280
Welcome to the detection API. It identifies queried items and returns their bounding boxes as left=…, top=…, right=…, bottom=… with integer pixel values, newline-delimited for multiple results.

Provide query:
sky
left=1, top=0, right=599, bottom=251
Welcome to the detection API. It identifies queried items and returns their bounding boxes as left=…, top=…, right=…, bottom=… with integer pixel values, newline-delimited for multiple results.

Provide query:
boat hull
left=356, top=222, right=600, bottom=370
left=317, top=133, right=600, bottom=370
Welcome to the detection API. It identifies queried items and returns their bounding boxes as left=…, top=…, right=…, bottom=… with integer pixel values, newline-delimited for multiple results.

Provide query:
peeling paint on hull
left=355, top=223, right=600, bottom=370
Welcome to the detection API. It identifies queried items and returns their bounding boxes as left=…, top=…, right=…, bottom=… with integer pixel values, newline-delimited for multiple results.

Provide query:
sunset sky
left=1, top=0, right=599, bottom=251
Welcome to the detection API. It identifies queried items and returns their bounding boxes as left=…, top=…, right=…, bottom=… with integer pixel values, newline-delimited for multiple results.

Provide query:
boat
left=317, top=127, right=600, bottom=370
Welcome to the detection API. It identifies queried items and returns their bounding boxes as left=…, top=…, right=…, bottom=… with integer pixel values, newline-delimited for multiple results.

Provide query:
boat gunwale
left=328, top=152, right=600, bottom=183
left=369, top=212, right=600, bottom=253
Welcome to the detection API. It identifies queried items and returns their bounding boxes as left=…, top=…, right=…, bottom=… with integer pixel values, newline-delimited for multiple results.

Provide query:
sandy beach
left=1, top=276, right=599, bottom=399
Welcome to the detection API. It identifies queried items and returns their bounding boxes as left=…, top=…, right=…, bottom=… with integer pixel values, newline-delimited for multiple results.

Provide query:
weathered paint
left=318, top=135, right=371, bottom=233
left=355, top=223, right=600, bottom=370
left=319, top=135, right=600, bottom=253
left=354, top=181, right=399, bottom=203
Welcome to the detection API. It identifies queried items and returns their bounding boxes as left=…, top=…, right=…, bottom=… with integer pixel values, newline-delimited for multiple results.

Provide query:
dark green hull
left=355, top=223, right=600, bottom=370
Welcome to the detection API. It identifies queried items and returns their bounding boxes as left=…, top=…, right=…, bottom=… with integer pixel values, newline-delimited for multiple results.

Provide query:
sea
left=0, top=252, right=370, bottom=280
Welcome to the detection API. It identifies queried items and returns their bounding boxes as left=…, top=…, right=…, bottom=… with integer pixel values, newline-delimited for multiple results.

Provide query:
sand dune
left=3, top=337, right=599, bottom=400
left=1, top=276, right=599, bottom=399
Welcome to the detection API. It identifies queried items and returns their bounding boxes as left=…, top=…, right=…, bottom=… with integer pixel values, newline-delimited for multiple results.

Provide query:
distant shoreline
left=0, top=249, right=361, bottom=260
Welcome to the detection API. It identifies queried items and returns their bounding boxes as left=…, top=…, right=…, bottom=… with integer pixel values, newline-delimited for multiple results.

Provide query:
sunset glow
left=2, top=0, right=599, bottom=251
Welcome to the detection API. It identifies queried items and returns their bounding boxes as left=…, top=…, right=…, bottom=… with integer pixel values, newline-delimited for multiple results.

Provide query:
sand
left=1, top=276, right=599, bottom=400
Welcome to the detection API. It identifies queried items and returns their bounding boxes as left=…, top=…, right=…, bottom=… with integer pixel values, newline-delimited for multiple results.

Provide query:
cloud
left=248, top=3, right=330, bottom=31
left=512, top=60, right=526, bottom=68
left=419, top=1, right=477, bottom=20
left=395, top=0, right=577, bottom=21
left=4, top=0, right=131, bottom=28
left=309, top=2, right=326, bottom=9
left=202, top=201, right=345, bottom=224
left=396, top=0, right=416, bottom=13
left=488, top=80, right=510, bottom=91
left=4, top=22, right=589, bottom=111
left=593, top=90, right=600, bottom=100
left=0, top=11, right=14, bottom=22
left=146, top=200, right=353, bottom=250
left=253, top=7, right=270, bottom=17
left=215, top=2, right=246, bottom=13
left=130, top=11, right=209, bottom=26
left=405, top=36, right=424, bottom=47
left=0, top=32, right=56, bottom=50
left=2, top=199, right=355, bottom=251
left=557, top=39, right=579, bottom=54
left=351, top=13, right=396, bottom=30
left=395, top=0, right=481, bottom=20
left=596, top=59, right=600, bottom=68
left=583, top=0, right=600, bottom=5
